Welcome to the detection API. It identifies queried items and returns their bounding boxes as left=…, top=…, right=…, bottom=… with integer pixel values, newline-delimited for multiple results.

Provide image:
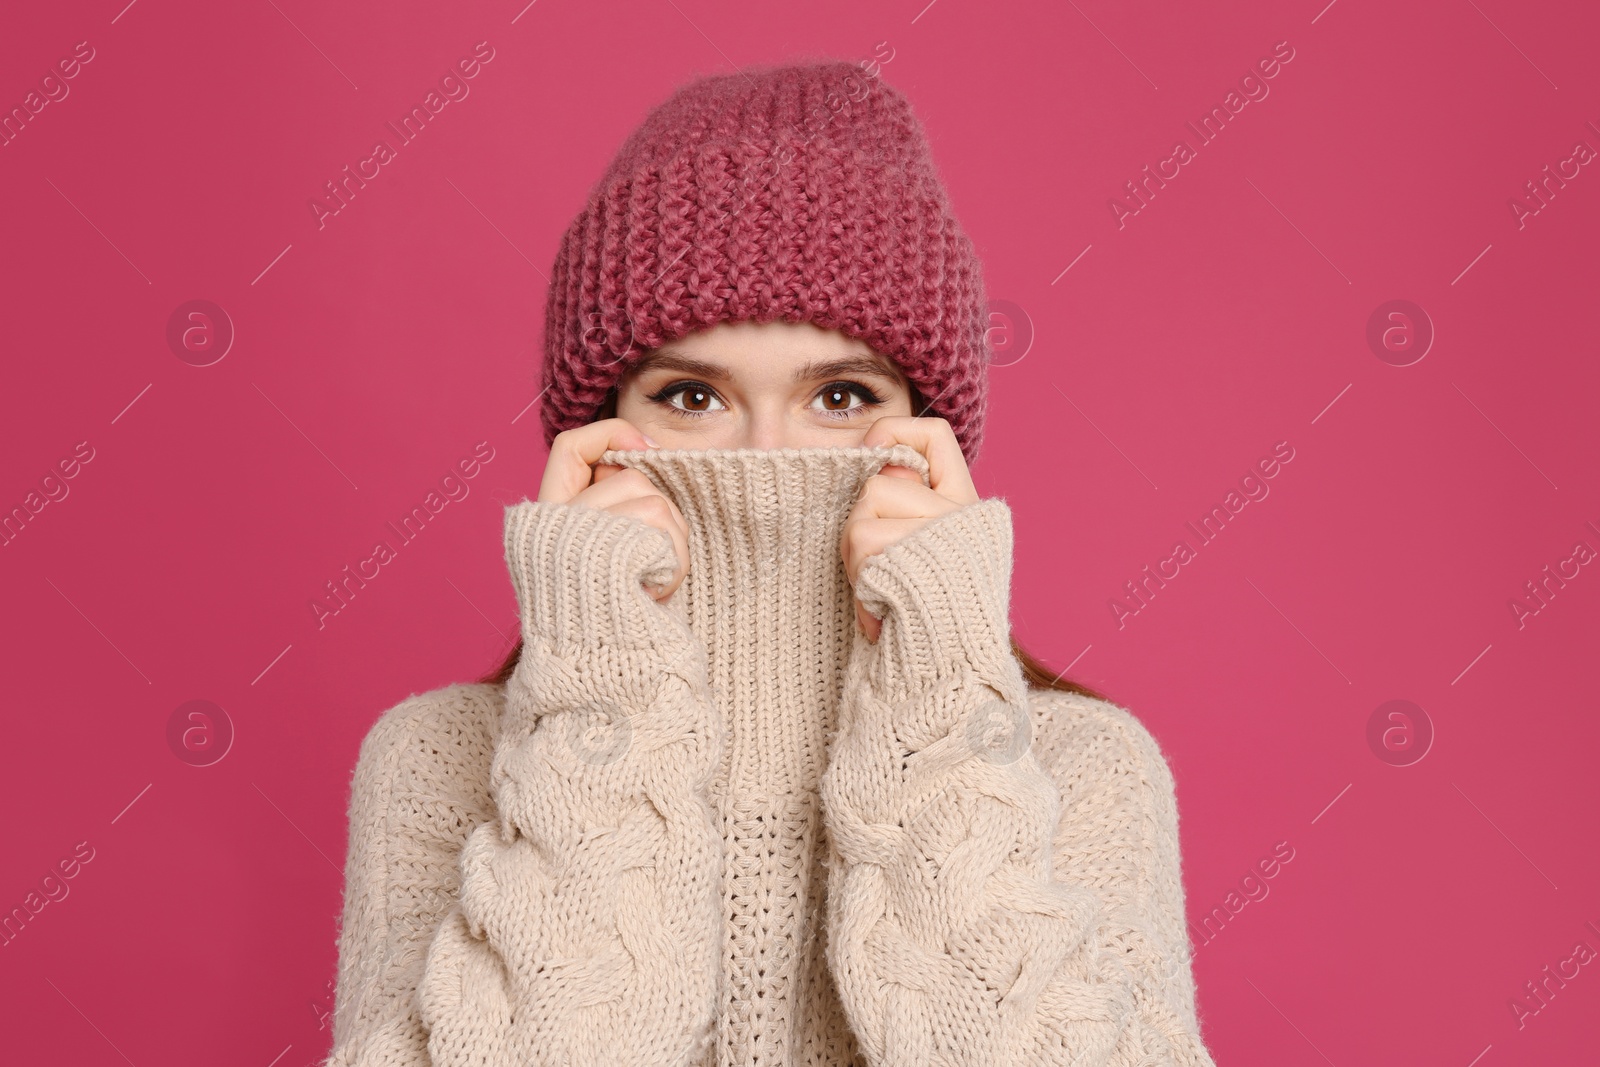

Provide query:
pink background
left=3, top=0, right=1597, bottom=1063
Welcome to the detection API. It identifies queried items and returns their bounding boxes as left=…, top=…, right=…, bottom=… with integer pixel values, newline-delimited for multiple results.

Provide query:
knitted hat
left=538, top=57, right=993, bottom=462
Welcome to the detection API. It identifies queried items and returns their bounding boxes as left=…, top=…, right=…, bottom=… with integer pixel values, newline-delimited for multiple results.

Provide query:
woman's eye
left=657, top=383, right=725, bottom=415
left=812, top=382, right=883, bottom=417
left=647, top=380, right=884, bottom=420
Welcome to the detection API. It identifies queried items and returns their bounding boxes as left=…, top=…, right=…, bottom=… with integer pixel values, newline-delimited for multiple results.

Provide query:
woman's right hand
left=536, top=418, right=689, bottom=603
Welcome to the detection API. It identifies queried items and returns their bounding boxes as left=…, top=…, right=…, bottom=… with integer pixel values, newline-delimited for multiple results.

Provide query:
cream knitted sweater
left=322, top=444, right=1215, bottom=1067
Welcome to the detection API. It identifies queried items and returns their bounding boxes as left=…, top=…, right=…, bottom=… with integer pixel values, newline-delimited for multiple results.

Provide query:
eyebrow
left=628, top=346, right=904, bottom=385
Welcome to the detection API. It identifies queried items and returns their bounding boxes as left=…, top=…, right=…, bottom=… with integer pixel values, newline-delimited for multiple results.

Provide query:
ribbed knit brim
left=539, top=59, right=992, bottom=462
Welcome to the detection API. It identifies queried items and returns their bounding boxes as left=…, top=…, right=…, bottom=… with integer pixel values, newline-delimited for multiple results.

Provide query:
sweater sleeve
left=416, top=500, right=724, bottom=1067
left=322, top=685, right=499, bottom=1067
left=821, top=498, right=1194, bottom=1065
left=1033, top=690, right=1217, bottom=1065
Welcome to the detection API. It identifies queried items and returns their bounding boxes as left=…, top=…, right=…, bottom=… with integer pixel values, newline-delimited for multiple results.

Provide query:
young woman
left=324, top=60, right=1215, bottom=1067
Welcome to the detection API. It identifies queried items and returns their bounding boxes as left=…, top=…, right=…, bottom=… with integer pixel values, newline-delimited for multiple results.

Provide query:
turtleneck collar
left=594, top=443, right=930, bottom=798
left=588, top=444, right=933, bottom=1064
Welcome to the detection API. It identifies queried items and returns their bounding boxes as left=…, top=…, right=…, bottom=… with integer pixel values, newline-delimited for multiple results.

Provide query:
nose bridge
left=740, top=398, right=796, bottom=450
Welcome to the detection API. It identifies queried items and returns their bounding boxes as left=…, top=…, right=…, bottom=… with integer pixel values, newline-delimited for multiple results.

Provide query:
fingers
left=537, top=415, right=688, bottom=601
left=839, top=514, right=938, bottom=585
left=850, top=471, right=965, bottom=526
left=859, top=415, right=979, bottom=506
left=855, top=599, right=883, bottom=643
left=537, top=419, right=689, bottom=603
left=584, top=486, right=691, bottom=600
left=570, top=466, right=675, bottom=517
left=537, top=418, right=655, bottom=506
left=840, top=437, right=969, bottom=588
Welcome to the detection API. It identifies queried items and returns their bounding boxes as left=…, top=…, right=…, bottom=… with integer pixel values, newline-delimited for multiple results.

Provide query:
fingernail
left=643, top=434, right=660, bottom=448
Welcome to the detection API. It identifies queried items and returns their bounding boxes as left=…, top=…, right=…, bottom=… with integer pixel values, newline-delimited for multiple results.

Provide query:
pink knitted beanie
left=538, top=58, right=993, bottom=462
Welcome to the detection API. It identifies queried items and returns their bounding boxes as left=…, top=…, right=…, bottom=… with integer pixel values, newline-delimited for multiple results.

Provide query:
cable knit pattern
left=321, top=445, right=1214, bottom=1067
left=1030, top=691, right=1214, bottom=1065
left=416, top=496, right=725, bottom=1065
left=324, top=685, right=500, bottom=1067
left=820, top=496, right=1214, bottom=1065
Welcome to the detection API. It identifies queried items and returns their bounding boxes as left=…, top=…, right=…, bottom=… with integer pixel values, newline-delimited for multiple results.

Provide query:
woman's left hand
left=842, top=415, right=981, bottom=642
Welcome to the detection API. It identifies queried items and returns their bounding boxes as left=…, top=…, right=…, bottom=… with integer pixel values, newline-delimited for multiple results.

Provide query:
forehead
left=630, top=320, right=904, bottom=380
